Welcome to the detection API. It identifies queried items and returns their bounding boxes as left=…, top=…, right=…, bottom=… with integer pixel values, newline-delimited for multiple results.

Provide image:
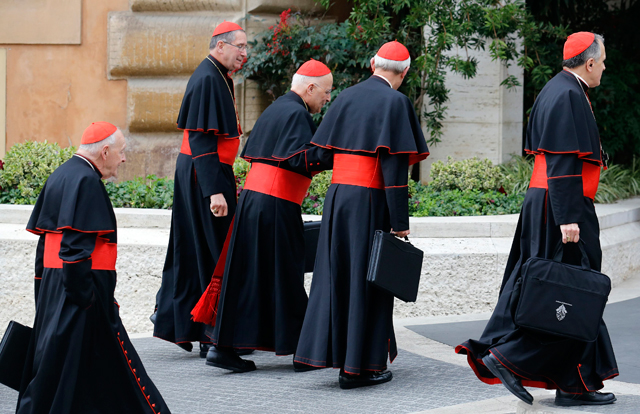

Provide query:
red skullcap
left=296, top=59, right=331, bottom=77
left=376, top=41, right=410, bottom=61
left=212, top=21, right=243, bottom=37
left=81, top=122, right=118, bottom=145
left=563, top=32, right=596, bottom=60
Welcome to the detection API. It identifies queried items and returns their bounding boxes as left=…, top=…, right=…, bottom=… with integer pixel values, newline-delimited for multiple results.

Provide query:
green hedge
left=2, top=142, right=639, bottom=215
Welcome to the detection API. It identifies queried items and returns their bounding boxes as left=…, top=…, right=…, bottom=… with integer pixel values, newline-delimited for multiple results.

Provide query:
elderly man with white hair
left=19, top=122, right=171, bottom=413
left=293, top=41, right=430, bottom=389
left=192, top=59, right=334, bottom=373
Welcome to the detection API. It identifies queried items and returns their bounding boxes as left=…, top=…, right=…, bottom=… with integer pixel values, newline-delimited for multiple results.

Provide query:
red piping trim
left=310, top=142, right=429, bottom=163
left=117, top=332, right=158, bottom=414
left=193, top=152, right=217, bottom=159
left=385, top=185, right=408, bottom=189
left=548, top=175, right=581, bottom=179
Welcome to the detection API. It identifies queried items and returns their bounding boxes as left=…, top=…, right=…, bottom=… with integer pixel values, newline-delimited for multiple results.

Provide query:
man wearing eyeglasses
left=153, top=21, right=247, bottom=359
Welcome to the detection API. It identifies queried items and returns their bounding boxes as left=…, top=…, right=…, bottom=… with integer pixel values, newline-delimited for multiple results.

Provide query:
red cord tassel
left=191, top=215, right=235, bottom=326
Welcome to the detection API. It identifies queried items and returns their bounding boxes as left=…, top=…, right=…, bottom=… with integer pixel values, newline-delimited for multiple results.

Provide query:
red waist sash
left=331, top=154, right=385, bottom=190
left=180, top=130, right=239, bottom=166
left=43, top=232, right=117, bottom=270
left=243, top=163, right=311, bottom=205
left=529, top=154, right=600, bottom=200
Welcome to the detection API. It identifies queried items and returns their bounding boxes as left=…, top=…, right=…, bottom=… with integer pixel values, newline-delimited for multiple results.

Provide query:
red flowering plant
left=239, top=10, right=376, bottom=123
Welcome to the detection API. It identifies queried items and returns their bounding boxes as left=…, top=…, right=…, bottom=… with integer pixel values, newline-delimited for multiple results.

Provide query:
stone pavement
left=1, top=276, right=639, bottom=413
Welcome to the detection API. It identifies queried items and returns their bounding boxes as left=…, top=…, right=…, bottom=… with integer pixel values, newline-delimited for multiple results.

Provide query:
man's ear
left=586, top=58, right=595, bottom=73
left=307, top=83, right=315, bottom=95
left=101, top=145, right=109, bottom=160
left=370, top=58, right=376, bottom=72
left=401, top=66, right=410, bottom=79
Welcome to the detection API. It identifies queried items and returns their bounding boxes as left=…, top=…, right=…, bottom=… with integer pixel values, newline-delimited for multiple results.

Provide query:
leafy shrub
left=595, top=159, right=640, bottom=204
left=409, top=179, right=524, bottom=217
left=499, top=155, right=534, bottom=195
left=105, top=175, right=174, bottom=209
left=430, top=157, right=504, bottom=192
left=0, top=141, right=75, bottom=204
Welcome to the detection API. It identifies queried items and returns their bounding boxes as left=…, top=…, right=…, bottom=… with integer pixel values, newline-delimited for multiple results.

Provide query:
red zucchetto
left=212, top=21, right=243, bottom=37
left=295, top=59, right=331, bottom=77
left=81, top=122, right=117, bottom=145
left=376, top=41, right=410, bottom=61
left=563, top=32, right=596, bottom=60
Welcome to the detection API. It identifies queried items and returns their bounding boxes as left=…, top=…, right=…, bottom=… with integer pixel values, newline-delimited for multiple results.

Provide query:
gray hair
left=562, top=34, right=604, bottom=68
left=373, top=54, right=411, bottom=74
left=210, top=30, right=238, bottom=49
left=291, top=73, right=314, bottom=88
left=78, top=130, right=118, bottom=155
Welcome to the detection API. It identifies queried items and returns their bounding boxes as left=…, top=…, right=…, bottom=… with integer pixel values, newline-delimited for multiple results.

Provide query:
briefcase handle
left=552, top=239, right=591, bottom=270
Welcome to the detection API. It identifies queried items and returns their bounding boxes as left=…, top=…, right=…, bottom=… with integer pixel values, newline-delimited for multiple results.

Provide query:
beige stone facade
left=1, top=0, right=129, bottom=154
left=1, top=0, right=524, bottom=182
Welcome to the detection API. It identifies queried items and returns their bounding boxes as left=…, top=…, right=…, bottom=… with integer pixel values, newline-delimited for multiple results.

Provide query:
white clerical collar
left=565, top=69, right=589, bottom=88
left=373, top=74, right=393, bottom=88
left=74, top=154, right=96, bottom=172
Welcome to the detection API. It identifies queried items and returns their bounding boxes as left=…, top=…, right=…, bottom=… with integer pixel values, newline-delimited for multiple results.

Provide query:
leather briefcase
left=303, top=221, right=322, bottom=273
left=514, top=241, right=611, bottom=342
left=0, top=320, right=32, bottom=391
left=366, top=230, right=423, bottom=302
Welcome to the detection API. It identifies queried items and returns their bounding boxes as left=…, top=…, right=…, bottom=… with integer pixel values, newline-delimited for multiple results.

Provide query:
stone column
left=419, top=47, right=524, bottom=182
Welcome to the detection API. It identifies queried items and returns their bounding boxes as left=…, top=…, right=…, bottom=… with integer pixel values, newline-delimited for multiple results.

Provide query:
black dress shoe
left=206, top=346, right=256, bottom=373
left=293, top=360, right=324, bottom=372
left=482, top=353, right=533, bottom=405
left=199, top=343, right=212, bottom=358
left=338, top=369, right=393, bottom=389
left=176, top=342, right=193, bottom=352
left=149, top=311, right=157, bottom=325
left=555, top=389, right=616, bottom=406
left=234, top=348, right=255, bottom=356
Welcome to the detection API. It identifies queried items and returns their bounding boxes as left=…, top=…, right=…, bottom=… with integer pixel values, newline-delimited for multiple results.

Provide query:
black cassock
left=154, top=55, right=240, bottom=345
left=456, top=70, right=618, bottom=392
left=294, top=76, right=429, bottom=374
left=207, top=91, right=330, bottom=355
left=18, top=155, right=170, bottom=414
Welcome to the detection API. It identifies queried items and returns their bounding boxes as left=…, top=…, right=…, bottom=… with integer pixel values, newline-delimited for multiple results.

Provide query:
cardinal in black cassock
left=153, top=22, right=245, bottom=357
left=293, top=42, right=429, bottom=389
left=456, top=32, right=618, bottom=407
left=191, top=60, right=334, bottom=372
left=17, top=123, right=170, bottom=414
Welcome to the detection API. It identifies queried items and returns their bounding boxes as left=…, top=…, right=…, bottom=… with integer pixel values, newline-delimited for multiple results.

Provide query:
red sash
left=43, top=232, right=117, bottom=270
left=331, top=154, right=385, bottom=190
left=529, top=154, right=600, bottom=200
left=179, top=130, right=239, bottom=166
left=243, top=163, right=311, bottom=206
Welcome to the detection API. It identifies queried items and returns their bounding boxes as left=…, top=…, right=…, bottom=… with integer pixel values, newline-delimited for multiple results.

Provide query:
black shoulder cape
left=176, top=56, right=241, bottom=138
left=311, top=76, right=429, bottom=165
left=241, top=91, right=316, bottom=161
left=27, top=155, right=115, bottom=235
left=526, top=70, right=602, bottom=165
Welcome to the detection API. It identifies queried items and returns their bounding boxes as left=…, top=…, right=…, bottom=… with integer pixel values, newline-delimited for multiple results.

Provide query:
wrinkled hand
left=560, top=223, right=580, bottom=244
left=392, top=229, right=410, bottom=239
left=210, top=193, right=228, bottom=217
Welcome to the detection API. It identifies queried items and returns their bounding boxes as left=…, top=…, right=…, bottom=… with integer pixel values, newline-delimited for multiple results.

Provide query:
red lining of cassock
left=179, top=130, right=239, bottom=165
left=242, top=163, right=311, bottom=206
left=43, top=232, right=117, bottom=270
left=311, top=143, right=428, bottom=166
left=529, top=154, right=600, bottom=200
left=331, top=154, right=385, bottom=190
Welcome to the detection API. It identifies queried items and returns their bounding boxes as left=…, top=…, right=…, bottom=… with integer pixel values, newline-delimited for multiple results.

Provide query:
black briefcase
left=303, top=221, right=322, bottom=273
left=0, top=320, right=32, bottom=391
left=366, top=230, right=423, bottom=302
left=514, top=241, right=611, bottom=342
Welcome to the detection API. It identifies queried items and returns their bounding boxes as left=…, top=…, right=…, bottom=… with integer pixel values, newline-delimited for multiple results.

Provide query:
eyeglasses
left=313, top=83, right=332, bottom=95
left=223, top=41, right=247, bottom=52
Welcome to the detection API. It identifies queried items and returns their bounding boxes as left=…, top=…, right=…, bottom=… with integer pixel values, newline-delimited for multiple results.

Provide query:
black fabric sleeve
left=546, top=153, right=584, bottom=225
left=380, top=149, right=410, bottom=232
left=189, top=130, right=232, bottom=198
left=60, top=230, right=98, bottom=308
left=285, top=144, right=334, bottom=174
left=34, top=235, right=44, bottom=303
